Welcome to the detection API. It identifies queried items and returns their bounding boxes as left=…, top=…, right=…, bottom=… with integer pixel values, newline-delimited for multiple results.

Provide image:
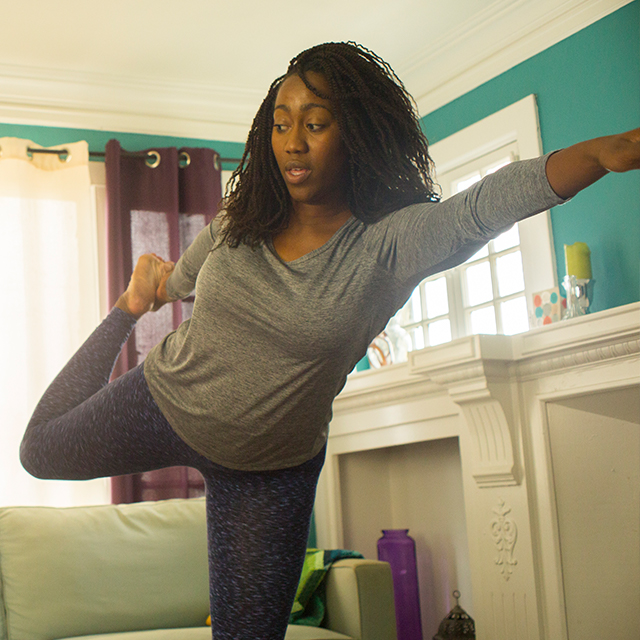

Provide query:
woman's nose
left=285, top=124, right=308, bottom=153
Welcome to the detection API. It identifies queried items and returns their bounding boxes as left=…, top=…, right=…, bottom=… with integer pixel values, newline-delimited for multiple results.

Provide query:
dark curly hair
left=220, top=42, right=440, bottom=248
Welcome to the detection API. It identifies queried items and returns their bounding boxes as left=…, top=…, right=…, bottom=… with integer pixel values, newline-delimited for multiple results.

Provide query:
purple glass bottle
left=377, top=529, right=423, bottom=640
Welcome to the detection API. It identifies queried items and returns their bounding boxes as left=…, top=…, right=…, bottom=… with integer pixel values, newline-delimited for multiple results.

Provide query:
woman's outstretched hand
left=546, top=127, right=640, bottom=199
left=597, top=127, right=640, bottom=173
left=115, top=253, right=175, bottom=319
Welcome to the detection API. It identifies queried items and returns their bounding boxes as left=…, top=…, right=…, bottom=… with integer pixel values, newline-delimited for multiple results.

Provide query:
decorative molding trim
left=404, top=0, right=632, bottom=117
left=517, top=336, right=640, bottom=380
left=410, top=334, right=520, bottom=487
left=335, top=369, right=442, bottom=414
left=488, top=591, right=533, bottom=638
left=0, top=62, right=259, bottom=142
left=514, top=304, right=640, bottom=380
left=516, top=302, right=640, bottom=357
left=463, top=401, right=518, bottom=487
left=425, top=363, right=487, bottom=388
left=491, top=498, right=519, bottom=581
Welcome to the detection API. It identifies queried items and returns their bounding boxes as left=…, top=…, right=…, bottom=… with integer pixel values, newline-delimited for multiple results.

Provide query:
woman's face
left=271, top=71, right=350, bottom=211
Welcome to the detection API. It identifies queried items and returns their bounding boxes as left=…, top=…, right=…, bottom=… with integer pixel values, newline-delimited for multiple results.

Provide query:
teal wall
left=0, top=123, right=245, bottom=171
left=421, top=1, right=640, bottom=312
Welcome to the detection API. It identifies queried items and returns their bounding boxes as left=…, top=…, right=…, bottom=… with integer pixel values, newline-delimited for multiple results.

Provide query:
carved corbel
left=409, top=334, right=520, bottom=487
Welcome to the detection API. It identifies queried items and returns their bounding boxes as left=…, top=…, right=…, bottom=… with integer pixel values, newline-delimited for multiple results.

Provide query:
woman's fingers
left=600, top=128, right=640, bottom=173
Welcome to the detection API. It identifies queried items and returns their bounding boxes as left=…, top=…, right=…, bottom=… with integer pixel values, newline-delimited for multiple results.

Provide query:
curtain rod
left=26, top=147, right=242, bottom=165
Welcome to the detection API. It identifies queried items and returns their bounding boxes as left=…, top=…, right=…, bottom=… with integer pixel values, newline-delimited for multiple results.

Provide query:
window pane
left=470, top=306, right=497, bottom=335
left=501, top=296, right=529, bottom=335
left=412, top=326, right=425, bottom=351
left=454, top=172, right=481, bottom=193
left=428, top=319, right=452, bottom=346
left=411, top=287, right=422, bottom=322
left=424, top=277, right=449, bottom=318
left=396, top=287, right=422, bottom=325
left=465, top=261, right=493, bottom=306
left=496, top=251, right=525, bottom=297
left=465, top=243, right=489, bottom=263
left=493, top=224, right=520, bottom=252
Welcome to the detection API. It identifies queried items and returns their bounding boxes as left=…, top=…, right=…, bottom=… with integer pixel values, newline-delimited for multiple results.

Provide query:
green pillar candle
left=564, top=242, right=592, bottom=279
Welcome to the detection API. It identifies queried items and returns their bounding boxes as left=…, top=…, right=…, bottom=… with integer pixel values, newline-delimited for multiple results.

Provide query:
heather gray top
left=143, top=155, right=565, bottom=471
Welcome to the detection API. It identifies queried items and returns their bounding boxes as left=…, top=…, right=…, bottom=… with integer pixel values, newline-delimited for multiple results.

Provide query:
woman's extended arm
left=545, top=128, right=640, bottom=199
left=366, top=127, right=639, bottom=288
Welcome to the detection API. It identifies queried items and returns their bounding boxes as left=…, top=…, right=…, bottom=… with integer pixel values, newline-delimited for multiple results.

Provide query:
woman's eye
left=273, top=124, right=287, bottom=132
left=307, top=123, right=325, bottom=131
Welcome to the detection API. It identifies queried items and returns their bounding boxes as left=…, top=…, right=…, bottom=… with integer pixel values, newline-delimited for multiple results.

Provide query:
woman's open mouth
left=284, top=163, right=312, bottom=185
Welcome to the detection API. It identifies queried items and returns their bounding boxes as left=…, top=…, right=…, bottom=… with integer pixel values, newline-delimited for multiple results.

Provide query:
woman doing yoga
left=19, top=42, right=640, bottom=640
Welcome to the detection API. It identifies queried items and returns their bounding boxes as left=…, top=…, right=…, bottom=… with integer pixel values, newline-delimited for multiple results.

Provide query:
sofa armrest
left=323, top=559, right=397, bottom=640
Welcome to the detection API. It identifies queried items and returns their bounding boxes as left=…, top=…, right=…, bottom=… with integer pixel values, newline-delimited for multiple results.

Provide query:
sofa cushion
left=59, top=625, right=351, bottom=639
left=0, top=499, right=209, bottom=640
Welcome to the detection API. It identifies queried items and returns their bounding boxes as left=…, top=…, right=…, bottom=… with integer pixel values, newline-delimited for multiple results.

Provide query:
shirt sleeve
left=363, top=153, right=568, bottom=287
left=165, top=217, right=219, bottom=300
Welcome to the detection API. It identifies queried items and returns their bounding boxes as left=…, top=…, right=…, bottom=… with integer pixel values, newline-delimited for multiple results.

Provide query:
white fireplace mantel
left=315, top=302, right=640, bottom=640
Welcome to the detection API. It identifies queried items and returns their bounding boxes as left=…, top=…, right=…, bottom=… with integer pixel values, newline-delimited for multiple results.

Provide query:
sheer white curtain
left=0, top=137, right=109, bottom=506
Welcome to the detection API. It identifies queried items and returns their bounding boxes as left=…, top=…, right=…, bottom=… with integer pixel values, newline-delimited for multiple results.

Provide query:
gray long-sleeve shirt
left=143, top=155, right=566, bottom=470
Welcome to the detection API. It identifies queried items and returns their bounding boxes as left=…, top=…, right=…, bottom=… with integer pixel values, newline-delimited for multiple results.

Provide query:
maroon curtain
left=105, top=139, right=222, bottom=503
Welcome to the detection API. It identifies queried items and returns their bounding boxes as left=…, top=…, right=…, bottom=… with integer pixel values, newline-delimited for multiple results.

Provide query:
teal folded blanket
left=289, top=548, right=364, bottom=627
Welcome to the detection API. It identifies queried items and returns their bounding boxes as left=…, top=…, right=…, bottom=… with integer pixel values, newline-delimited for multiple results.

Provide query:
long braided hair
left=221, top=42, right=440, bottom=248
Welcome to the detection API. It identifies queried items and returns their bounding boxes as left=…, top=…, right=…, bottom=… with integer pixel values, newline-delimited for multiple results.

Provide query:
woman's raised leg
left=18, top=255, right=198, bottom=479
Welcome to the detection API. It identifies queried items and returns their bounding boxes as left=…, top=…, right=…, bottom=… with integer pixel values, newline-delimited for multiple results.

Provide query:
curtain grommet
left=179, top=151, right=191, bottom=168
left=146, top=150, right=161, bottom=169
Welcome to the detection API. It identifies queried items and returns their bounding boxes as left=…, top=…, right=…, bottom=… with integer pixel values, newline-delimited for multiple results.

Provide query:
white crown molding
left=0, top=63, right=259, bottom=142
left=401, top=0, right=633, bottom=118
left=0, top=0, right=631, bottom=140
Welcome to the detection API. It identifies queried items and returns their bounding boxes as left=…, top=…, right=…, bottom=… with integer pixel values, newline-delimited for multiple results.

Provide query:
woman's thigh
left=21, top=364, right=205, bottom=480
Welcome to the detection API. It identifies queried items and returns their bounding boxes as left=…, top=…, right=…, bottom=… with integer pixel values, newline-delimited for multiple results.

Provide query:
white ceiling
left=0, top=0, right=629, bottom=142
left=2, top=0, right=477, bottom=88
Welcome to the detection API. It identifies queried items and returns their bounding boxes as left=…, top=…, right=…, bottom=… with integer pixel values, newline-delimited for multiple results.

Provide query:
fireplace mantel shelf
left=340, top=301, right=640, bottom=400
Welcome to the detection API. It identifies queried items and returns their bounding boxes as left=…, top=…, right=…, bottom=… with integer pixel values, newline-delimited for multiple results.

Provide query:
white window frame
left=429, top=94, right=557, bottom=326
left=398, top=95, right=557, bottom=349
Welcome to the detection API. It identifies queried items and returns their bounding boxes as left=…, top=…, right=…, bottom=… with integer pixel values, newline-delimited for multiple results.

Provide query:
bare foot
left=115, top=254, right=174, bottom=319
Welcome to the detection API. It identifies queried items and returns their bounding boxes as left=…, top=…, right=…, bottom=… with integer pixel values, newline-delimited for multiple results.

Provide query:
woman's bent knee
left=19, top=432, right=50, bottom=479
left=19, top=429, right=85, bottom=480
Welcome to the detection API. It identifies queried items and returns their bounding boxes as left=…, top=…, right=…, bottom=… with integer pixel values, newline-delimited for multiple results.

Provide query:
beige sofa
left=0, top=498, right=396, bottom=640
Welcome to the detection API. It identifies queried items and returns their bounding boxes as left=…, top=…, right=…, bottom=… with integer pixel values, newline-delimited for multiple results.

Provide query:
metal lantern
left=433, top=590, right=475, bottom=640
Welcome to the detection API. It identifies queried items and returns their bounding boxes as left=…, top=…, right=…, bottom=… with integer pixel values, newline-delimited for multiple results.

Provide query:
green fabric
left=290, top=549, right=363, bottom=627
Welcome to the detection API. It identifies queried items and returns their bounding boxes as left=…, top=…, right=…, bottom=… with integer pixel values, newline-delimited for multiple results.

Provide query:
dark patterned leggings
left=20, top=307, right=325, bottom=640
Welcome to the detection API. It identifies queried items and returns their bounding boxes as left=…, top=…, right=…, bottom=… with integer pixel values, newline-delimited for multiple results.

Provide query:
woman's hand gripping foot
left=115, top=254, right=175, bottom=319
